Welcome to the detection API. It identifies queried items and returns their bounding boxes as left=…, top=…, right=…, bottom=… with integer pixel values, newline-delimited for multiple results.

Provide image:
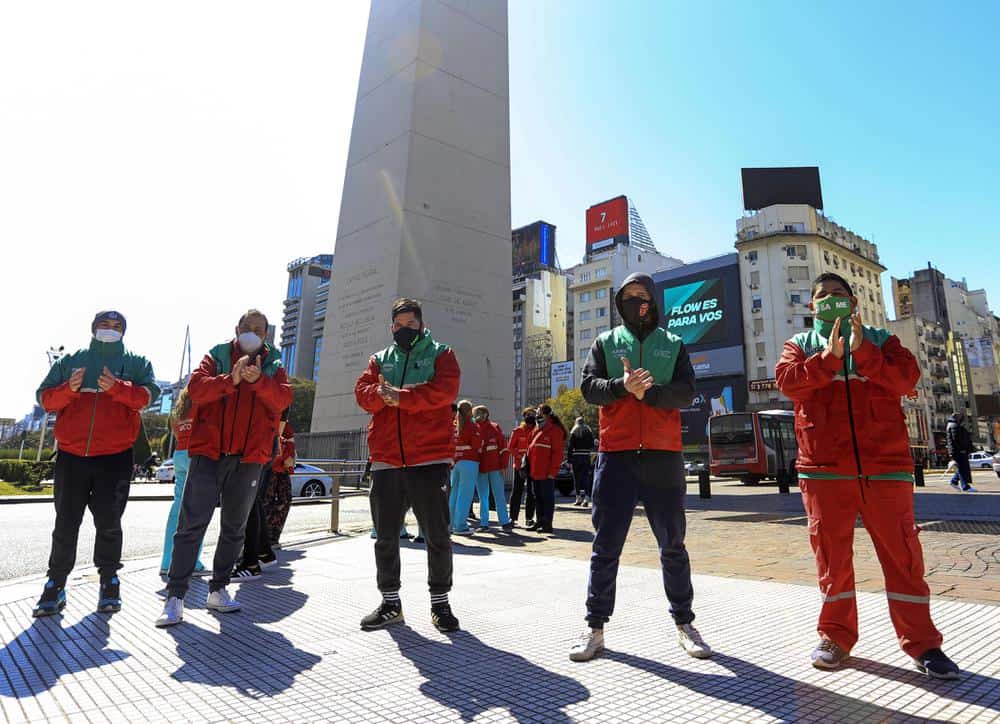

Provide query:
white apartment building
left=513, top=269, right=568, bottom=412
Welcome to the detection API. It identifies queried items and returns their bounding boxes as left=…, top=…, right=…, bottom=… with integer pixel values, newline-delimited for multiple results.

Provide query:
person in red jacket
left=776, top=273, right=959, bottom=679
left=33, top=310, right=159, bottom=617
left=507, top=408, right=537, bottom=527
left=473, top=405, right=512, bottom=532
left=264, top=421, right=296, bottom=546
left=448, top=400, right=483, bottom=536
left=527, top=404, right=566, bottom=534
left=156, top=309, right=292, bottom=628
left=355, top=298, right=462, bottom=633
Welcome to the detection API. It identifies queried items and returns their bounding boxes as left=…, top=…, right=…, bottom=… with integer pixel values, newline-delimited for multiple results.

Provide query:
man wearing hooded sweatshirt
left=156, top=309, right=292, bottom=627
left=776, top=273, right=959, bottom=679
left=946, top=413, right=975, bottom=492
left=34, top=310, right=159, bottom=617
left=570, top=273, right=712, bottom=662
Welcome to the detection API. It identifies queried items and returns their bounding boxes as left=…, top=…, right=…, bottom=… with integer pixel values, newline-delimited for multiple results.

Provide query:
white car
left=992, top=452, right=1000, bottom=479
left=155, top=460, right=175, bottom=483
left=968, top=451, right=993, bottom=470
left=291, top=463, right=334, bottom=498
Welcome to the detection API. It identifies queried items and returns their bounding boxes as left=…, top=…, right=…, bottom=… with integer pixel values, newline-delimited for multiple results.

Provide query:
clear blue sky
left=508, top=0, right=999, bottom=312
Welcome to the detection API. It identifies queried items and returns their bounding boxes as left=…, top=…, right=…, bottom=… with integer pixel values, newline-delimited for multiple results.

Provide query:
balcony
left=932, top=384, right=952, bottom=396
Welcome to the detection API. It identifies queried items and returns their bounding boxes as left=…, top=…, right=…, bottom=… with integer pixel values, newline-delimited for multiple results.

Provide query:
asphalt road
left=0, top=496, right=375, bottom=581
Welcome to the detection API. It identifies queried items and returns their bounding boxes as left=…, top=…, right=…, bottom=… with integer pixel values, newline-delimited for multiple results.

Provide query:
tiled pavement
left=1, top=536, right=998, bottom=723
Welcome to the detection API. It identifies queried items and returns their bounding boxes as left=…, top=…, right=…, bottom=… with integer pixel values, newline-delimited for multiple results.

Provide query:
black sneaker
left=97, top=577, right=121, bottom=613
left=913, top=648, right=960, bottom=680
left=525, top=519, right=535, bottom=529
left=501, top=523, right=513, bottom=533
left=232, top=564, right=262, bottom=581
left=258, top=550, right=277, bottom=568
left=361, top=602, right=404, bottom=631
left=413, top=536, right=425, bottom=543
left=33, top=580, right=66, bottom=618
left=431, top=604, right=460, bottom=633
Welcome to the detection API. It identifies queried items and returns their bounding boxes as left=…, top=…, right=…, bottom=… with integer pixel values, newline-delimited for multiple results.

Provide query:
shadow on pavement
left=605, top=650, right=955, bottom=723
left=0, top=614, right=128, bottom=697
left=849, top=657, right=1000, bottom=712
left=388, top=625, right=590, bottom=723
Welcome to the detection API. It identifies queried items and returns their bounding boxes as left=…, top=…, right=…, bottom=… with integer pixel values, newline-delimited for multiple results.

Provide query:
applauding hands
left=622, top=357, right=653, bottom=401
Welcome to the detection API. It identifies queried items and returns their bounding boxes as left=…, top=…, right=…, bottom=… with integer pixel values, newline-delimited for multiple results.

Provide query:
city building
left=512, top=222, right=568, bottom=413
left=280, top=254, right=332, bottom=382
left=567, top=196, right=682, bottom=376
left=653, top=253, right=747, bottom=462
left=735, top=168, right=888, bottom=410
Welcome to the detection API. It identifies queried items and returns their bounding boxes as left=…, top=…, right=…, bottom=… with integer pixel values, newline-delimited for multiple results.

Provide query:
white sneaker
left=155, top=597, right=184, bottom=628
left=677, top=623, right=712, bottom=659
left=569, top=628, right=605, bottom=662
left=811, top=638, right=849, bottom=669
left=206, top=587, right=241, bottom=613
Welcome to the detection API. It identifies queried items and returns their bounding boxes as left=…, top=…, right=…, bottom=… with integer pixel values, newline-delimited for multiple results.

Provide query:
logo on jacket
left=652, top=350, right=673, bottom=359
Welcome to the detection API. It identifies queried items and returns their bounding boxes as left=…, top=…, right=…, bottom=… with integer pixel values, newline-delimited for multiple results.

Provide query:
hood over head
left=615, top=272, right=659, bottom=335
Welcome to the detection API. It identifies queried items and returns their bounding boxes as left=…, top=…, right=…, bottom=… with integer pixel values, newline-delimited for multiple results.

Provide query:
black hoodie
left=581, top=272, right=697, bottom=409
left=946, top=414, right=972, bottom=457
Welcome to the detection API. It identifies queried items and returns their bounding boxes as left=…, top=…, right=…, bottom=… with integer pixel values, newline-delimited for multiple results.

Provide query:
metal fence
left=295, top=429, right=369, bottom=461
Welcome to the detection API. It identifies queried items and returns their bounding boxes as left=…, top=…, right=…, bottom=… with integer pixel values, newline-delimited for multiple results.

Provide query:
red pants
left=800, top=479, right=943, bottom=658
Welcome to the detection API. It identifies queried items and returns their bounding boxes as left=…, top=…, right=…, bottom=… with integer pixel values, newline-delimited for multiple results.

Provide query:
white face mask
left=94, top=329, right=123, bottom=344
left=238, top=331, right=263, bottom=353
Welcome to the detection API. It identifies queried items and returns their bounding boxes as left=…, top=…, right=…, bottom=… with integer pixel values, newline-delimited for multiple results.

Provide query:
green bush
left=0, top=459, right=55, bottom=486
left=0, top=448, right=55, bottom=460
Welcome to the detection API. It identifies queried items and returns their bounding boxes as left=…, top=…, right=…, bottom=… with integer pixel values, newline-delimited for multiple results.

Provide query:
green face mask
left=813, top=296, right=853, bottom=338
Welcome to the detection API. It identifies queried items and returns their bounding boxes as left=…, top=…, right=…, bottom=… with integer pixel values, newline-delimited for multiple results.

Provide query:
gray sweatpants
left=167, top=454, right=263, bottom=598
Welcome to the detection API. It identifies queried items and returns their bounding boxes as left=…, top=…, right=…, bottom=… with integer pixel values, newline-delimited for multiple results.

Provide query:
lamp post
left=36, top=345, right=65, bottom=462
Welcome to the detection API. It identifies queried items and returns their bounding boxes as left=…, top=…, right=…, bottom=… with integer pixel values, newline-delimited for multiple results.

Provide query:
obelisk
left=312, top=0, right=513, bottom=432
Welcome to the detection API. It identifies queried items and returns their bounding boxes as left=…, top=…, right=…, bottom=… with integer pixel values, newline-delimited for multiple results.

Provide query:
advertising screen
left=680, top=375, right=748, bottom=450
left=586, top=196, right=629, bottom=251
left=512, top=222, right=556, bottom=276
left=654, top=256, right=744, bottom=354
left=741, top=167, right=824, bottom=211
left=550, top=361, right=575, bottom=398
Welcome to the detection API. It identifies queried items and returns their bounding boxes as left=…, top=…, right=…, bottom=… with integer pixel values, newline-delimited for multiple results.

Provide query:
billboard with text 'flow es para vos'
left=660, top=277, right=729, bottom=347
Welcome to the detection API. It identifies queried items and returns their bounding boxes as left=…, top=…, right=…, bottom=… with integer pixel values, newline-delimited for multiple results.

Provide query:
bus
left=708, top=410, right=797, bottom=484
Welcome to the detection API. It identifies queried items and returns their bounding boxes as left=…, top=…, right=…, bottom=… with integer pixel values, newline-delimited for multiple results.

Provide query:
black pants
left=46, top=449, right=133, bottom=586
left=242, top=467, right=273, bottom=567
left=168, top=455, right=263, bottom=598
left=370, top=464, right=452, bottom=595
left=532, top=478, right=556, bottom=528
left=509, top=468, right=535, bottom=522
left=572, top=462, right=594, bottom=498
left=950, top=454, right=972, bottom=488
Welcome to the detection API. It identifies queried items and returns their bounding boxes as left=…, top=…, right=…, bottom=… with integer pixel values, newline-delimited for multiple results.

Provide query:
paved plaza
left=1, top=519, right=998, bottom=723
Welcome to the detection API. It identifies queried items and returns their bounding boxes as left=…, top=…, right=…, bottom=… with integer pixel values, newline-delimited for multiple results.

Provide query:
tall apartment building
left=736, top=204, right=888, bottom=409
left=280, top=254, right=333, bottom=381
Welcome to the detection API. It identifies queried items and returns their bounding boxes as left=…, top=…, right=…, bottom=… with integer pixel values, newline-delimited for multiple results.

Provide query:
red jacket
left=453, top=421, right=483, bottom=464
left=508, top=425, right=533, bottom=468
left=187, top=341, right=292, bottom=464
left=776, top=328, right=918, bottom=478
left=172, top=416, right=193, bottom=452
left=355, top=347, right=461, bottom=468
left=477, top=421, right=508, bottom=473
left=528, top=423, right=565, bottom=480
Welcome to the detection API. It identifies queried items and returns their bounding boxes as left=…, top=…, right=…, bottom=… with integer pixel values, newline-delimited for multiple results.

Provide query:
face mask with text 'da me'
left=813, top=296, right=852, bottom=339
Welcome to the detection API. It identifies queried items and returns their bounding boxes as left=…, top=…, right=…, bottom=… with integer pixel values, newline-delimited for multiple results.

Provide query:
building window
left=788, top=266, right=809, bottom=282
left=747, top=250, right=758, bottom=263
left=579, top=291, right=592, bottom=303
left=596, top=307, right=607, bottom=318
left=579, top=328, right=592, bottom=341
left=802, top=317, right=812, bottom=329
left=755, top=342, right=766, bottom=358
left=790, top=293, right=802, bottom=305
left=578, top=310, right=592, bottom=322
left=312, top=337, right=324, bottom=382
left=783, top=223, right=805, bottom=233
left=750, top=271, right=760, bottom=288
left=287, top=271, right=303, bottom=299
left=595, top=325, right=609, bottom=335
left=596, top=288, right=608, bottom=300
left=579, top=347, right=591, bottom=361
left=757, top=366, right=767, bottom=379
left=578, top=271, right=592, bottom=283
left=595, top=267, right=607, bottom=279
left=753, top=318, right=764, bottom=334
left=751, top=295, right=762, bottom=312
left=282, top=343, right=297, bottom=374
left=823, top=250, right=831, bottom=265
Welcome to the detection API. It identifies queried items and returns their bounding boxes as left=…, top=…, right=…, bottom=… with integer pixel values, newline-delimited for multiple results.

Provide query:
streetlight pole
left=36, top=346, right=65, bottom=462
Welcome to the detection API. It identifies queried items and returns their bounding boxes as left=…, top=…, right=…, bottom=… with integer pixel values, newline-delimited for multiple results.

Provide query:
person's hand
left=285, top=457, right=295, bottom=471
left=231, top=355, right=249, bottom=385
left=241, top=355, right=262, bottom=383
left=98, top=366, right=117, bottom=392
left=826, top=317, right=845, bottom=359
left=849, top=312, right=863, bottom=353
left=378, top=374, right=400, bottom=406
left=622, top=357, right=653, bottom=400
left=68, top=368, right=85, bottom=393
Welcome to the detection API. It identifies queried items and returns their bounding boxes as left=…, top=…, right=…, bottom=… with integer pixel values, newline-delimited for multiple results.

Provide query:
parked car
left=992, top=452, right=1000, bottom=479
left=155, top=459, right=175, bottom=483
left=684, top=460, right=706, bottom=474
left=969, top=451, right=993, bottom=469
left=555, top=460, right=575, bottom=497
left=291, top=463, right=334, bottom=498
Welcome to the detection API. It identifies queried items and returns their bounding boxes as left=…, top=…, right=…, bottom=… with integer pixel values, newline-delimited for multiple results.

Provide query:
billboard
left=550, top=361, right=575, bottom=398
left=688, top=345, right=744, bottom=378
left=680, top=374, right=748, bottom=450
left=741, top=167, right=824, bottom=211
left=654, top=256, right=744, bottom=353
left=963, top=337, right=995, bottom=369
left=512, top=221, right=556, bottom=277
left=586, top=196, right=629, bottom=252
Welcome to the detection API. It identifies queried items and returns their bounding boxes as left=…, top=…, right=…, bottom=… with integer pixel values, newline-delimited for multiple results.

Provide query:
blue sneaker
left=97, top=577, right=121, bottom=614
left=33, top=580, right=66, bottom=617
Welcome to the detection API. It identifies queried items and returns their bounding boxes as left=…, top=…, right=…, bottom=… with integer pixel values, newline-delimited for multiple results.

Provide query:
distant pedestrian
left=473, top=405, right=512, bottom=532
left=449, top=400, right=482, bottom=536
left=568, top=416, right=595, bottom=507
left=507, top=408, right=537, bottom=527
left=776, top=272, right=959, bottom=679
left=570, top=273, right=710, bottom=663
left=156, top=309, right=292, bottom=627
left=526, top=404, right=566, bottom=534
left=946, top=413, right=976, bottom=492
left=34, top=310, right=159, bottom=617
left=159, top=387, right=207, bottom=577
left=355, top=298, right=462, bottom=633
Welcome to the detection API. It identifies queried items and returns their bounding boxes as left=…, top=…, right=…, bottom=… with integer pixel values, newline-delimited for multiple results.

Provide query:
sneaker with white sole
left=678, top=623, right=712, bottom=659
left=206, top=587, right=241, bottom=613
left=360, top=602, right=404, bottom=631
left=811, top=637, right=849, bottom=669
left=912, top=647, right=960, bottom=680
left=155, top=597, right=184, bottom=628
left=569, top=628, right=605, bottom=662
left=232, top=564, right=262, bottom=581
left=962, top=485, right=977, bottom=493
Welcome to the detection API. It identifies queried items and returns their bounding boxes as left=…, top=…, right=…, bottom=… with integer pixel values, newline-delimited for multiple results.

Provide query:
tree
left=546, top=387, right=598, bottom=432
left=287, top=377, right=315, bottom=433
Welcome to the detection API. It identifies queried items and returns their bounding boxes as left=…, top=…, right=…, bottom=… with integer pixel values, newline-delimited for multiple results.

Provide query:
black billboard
left=512, top=221, right=556, bottom=277
left=653, top=255, right=744, bottom=353
left=680, top=374, right=749, bottom=452
left=741, top=167, right=823, bottom=211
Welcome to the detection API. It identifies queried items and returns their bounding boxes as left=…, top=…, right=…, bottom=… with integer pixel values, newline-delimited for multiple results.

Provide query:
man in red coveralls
left=776, top=273, right=959, bottom=679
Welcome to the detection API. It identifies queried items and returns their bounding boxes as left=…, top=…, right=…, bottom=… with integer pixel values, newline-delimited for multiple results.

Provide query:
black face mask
left=620, top=297, right=650, bottom=327
left=393, top=326, right=421, bottom=350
